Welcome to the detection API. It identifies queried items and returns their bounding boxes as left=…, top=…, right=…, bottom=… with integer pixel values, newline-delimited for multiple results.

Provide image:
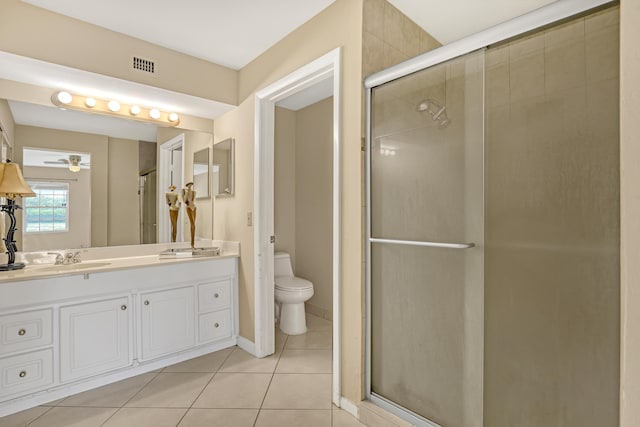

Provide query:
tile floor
left=0, top=314, right=365, bottom=427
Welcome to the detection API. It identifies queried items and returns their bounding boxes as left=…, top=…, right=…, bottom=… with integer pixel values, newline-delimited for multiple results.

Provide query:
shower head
left=416, top=98, right=451, bottom=128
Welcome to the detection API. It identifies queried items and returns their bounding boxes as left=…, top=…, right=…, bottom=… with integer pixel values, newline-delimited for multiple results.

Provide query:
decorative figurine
left=182, top=182, right=197, bottom=248
left=165, top=185, right=181, bottom=242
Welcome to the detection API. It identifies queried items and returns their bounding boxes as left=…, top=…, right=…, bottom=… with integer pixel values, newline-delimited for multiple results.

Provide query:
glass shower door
left=367, top=51, right=484, bottom=427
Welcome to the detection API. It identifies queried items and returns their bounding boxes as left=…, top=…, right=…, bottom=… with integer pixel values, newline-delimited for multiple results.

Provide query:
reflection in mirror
left=213, top=138, right=234, bottom=197
left=193, top=147, right=210, bottom=199
left=22, top=148, right=91, bottom=251
left=0, top=98, right=214, bottom=251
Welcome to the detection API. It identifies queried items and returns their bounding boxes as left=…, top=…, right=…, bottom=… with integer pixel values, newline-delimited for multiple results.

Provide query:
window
left=24, top=182, right=69, bottom=233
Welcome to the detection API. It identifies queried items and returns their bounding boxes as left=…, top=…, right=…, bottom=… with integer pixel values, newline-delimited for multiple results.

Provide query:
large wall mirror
left=193, top=147, right=210, bottom=199
left=212, top=138, right=234, bottom=197
left=0, top=77, right=219, bottom=252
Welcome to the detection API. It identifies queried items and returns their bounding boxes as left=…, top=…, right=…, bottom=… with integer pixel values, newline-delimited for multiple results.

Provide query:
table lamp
left=0, top=160, right=35, bottom=271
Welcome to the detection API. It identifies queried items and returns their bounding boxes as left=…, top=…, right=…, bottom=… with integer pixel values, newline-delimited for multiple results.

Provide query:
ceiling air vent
left=132, top=56, right=156, bottom=75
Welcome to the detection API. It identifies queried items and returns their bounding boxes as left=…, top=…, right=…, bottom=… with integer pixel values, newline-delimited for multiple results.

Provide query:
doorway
left=158, top=134, right=184, bottom=244
left=254, top=48, right=342, bottom=405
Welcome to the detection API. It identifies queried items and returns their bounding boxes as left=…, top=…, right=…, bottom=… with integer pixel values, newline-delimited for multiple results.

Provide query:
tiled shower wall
left=484, top=6, right=620, bottom=426
left=362, top=0, right=441, bottom=78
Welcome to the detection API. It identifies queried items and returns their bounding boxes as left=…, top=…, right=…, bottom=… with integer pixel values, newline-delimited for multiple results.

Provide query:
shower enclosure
left=365, top=2, right=619, bottom=426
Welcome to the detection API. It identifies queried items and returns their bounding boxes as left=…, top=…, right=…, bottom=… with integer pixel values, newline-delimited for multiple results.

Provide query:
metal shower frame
left=363, top=0, right=616, bottom=425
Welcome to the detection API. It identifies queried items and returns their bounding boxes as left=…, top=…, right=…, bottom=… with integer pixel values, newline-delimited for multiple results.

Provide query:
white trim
left=339, top=397, right=360, bottom=418
left=158, top=134, right=184, bottom=244
left=254, top=47, right=342, bottom=405
left=364, top=0, right=614, bottom=89
left=236, top=335, right=256, bottom=356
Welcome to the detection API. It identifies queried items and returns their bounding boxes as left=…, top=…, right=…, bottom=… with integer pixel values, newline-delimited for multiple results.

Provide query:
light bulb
left=108, top=100, right=121, bottom=112
left=85, top=98, right=96, bottom=108
left=69, top=164, right=81, bottom=173
left=168, top=112, right=179, bottom=122
left=57, top=91, right=72, bottom=104
left=149, top=108, right=161, bottom=119
left=130, top=105, right=141, bottom=115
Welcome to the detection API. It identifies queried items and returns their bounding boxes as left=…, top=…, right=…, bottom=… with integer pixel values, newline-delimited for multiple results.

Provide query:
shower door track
left=364, top=0, right=615, bottom=426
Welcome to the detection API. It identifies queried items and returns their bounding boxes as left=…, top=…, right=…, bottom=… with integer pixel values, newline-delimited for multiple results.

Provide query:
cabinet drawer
left=0, top=349, right=53, bottom=398
left=198, top=310, right=231, bottom=343
left=198, top=280, right=231, bottom=312
left=0, top=309, right=53, bottom=355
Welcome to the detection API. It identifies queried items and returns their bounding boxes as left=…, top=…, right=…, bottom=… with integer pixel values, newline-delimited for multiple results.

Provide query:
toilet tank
left=274, top=252, right=294, bottom=277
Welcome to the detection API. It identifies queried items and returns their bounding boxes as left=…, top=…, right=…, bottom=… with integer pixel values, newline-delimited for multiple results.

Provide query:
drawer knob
left=18, top=329, right=26, bottom=336
left=19, top=371, right=27, bottom=378
left=144, top=300, right=150, bottom=306
left=121, top=305, right=127, bottom=311
left=214, top=323, right=220, bottom=328
left=214, top=293, right=219, bottom=298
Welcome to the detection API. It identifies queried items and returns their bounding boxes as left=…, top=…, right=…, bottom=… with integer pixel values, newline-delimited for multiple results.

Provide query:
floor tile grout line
left=174, top=346, right=237, bottom=426
left=96, top=371, right=162, bottom=427
left=253, top=333, right=288, bottom=427
left=24, top=405, right=55, bottom=427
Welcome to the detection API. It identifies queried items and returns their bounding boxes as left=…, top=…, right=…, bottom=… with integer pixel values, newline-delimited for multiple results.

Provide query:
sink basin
left=31, top=262, right=111, bottom=273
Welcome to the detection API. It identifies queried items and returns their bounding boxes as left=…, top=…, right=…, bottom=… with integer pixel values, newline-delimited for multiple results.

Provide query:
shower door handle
left=370, top=237, right=475, bottom=249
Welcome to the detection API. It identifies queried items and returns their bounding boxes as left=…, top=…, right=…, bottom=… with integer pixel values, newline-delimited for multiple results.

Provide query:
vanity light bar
left=51, top=91, right=180, bottom=127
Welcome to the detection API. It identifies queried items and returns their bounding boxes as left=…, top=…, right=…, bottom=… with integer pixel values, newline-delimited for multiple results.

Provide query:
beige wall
left=274, top=107, right=297, bottom=263
left=22, top=166, right=91, bottom=251
left=362, top=0, right=441, bottom=77
left=620, top=0, right=640, bottom=425
left=14, top=125, right=109, bottom=248
left=216, top=0, right=364, bottom=401
left=1, top=0, right=237, bottom=105
left=274, top=99, right=334, bottom=318
left=108, top=138, right=140, bottom=246
left=295, top=98, right=334, bottom=318
left=0, top=99, right=15, bottom=145
left=212, top=101, right=256, bottom=341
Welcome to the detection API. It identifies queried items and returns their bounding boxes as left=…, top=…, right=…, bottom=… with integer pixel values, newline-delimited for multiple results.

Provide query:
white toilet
left=274, top=252, right=314, bottom=335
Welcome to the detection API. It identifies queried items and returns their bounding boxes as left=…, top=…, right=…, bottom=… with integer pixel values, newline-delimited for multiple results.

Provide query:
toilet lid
left=275, top=276, right=313, bottom=291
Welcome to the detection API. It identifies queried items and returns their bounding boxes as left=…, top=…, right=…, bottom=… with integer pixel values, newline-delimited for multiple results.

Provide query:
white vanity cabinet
left=0, top=255, right=238, bottom=417
left=60, top=296, right=132, bottom=382
left=139, top=286, right=195, bottom=361
left=198, top=279, right=233, bottom=344
left=0, top=309, right=54, bottom=400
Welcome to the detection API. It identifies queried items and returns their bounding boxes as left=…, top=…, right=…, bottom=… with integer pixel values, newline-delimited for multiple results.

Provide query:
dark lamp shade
left=0, top=162, right=36, bottom=199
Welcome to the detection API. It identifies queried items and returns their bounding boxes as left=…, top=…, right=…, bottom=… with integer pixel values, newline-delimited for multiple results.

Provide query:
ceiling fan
left=43, top=154, right=90, bottom=172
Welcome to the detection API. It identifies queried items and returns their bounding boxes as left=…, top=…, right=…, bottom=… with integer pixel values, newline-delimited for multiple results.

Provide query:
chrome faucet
left=48, top=251, right=81, bottom=265
left=48, top=252, right=64, bottom=265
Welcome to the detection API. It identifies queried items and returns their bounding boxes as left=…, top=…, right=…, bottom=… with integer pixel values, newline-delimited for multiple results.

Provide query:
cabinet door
left=60, top=297, right=131, bottom=383
left=140, top=286, right=195, bottom=361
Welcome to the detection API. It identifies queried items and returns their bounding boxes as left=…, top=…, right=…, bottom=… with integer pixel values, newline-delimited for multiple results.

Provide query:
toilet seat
left=275, top=276, right=313, bottom=291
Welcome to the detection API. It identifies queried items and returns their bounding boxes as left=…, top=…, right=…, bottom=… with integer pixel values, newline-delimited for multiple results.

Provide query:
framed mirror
left=193, top=147, right=210, bottom=199
left=212, top=138, right=234, bottom=197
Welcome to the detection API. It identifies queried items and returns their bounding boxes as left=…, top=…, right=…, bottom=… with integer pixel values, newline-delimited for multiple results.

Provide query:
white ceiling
left=21, top=0, right=337, bottom=70
left=387, top=0, right=556, bottom=44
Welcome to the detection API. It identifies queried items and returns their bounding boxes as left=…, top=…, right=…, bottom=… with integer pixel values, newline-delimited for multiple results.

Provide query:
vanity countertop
left=0, top=252, right=238, bottom=284
left=0, top=242, right=239, bottom=284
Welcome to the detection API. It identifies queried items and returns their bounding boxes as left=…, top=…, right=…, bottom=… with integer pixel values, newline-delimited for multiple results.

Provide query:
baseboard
left=236, top=335, right=256, bottom=356
left=339, top=397, right=360, bottom=418
left=305, top=302, right=333, bottom=321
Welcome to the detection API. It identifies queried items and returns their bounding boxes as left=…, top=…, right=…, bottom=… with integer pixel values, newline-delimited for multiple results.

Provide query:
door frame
left=158, top=134, right=184, bottom=244
left=254, top=47, right=342, bottom=404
